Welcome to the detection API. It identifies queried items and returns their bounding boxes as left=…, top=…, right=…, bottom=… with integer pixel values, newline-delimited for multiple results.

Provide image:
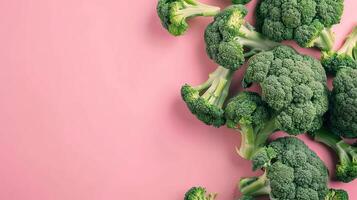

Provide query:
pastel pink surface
left=0, top=0, right=356, bottom=199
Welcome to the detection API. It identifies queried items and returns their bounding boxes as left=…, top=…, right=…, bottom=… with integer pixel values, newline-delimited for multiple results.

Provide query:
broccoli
left=329, top=67, right=357, bottom=138
left=205, top=5, right=280, bottom=70
left=184, top=187, right=217, bottom=200
left=310, top=127, right=357, bottom=183
left=243, top=46, right=328, bottom=134
left=322, top=26, right=357, bottom=74
left=181, top=66, right=234, bottom=127
left=157, top=0, right=220, bottom=36
left=325, top=189, right=349, bottom=200
left=255, top=0, right=343, bottom=51
left=232, top=0, right=252, bottom=4
left=239, top=137, right=330, bottom=200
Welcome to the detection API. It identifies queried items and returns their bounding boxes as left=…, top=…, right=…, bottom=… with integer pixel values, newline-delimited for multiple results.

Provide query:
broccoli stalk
left=181, top=66, right=234, bottom=127
left=239, top=172, right=271, bottom=197
left=184, top=187, right=217, bottom=200
left=234, top=118, right=277, bottom=159
left=322, top=26, right=357, bottom=74
left=311, top=28, right=335, bottom=51
left=312, top=128, right=357, bottom=183
left=157, top=0, right=220, bottom=36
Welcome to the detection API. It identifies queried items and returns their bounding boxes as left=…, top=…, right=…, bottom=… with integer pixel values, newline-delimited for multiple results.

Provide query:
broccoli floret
left=242, top=46, right=329, bottom=134
left=310, top=127, right=357, bottom=183
left=184, top=187, right=217, bottom=200
left=325, top=189, right=349, bottom=200
left=255, top=0, right=343, bottom=51
left=239, top=137, right=329, bottom=200
left=181, top=66, right=234, bottom=127
left=205, top=5, right=280, bottom=70
left=329, top=67, right=357, bottom=138
left=157, top=0, right=220, bottom=36
left=322, top=26, right=357, bottom=74
left=225, top=92, right=277, bottom=159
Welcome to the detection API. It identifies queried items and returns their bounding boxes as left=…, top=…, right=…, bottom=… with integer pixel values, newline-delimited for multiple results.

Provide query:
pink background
left=0, top=0, right=356, bottom=199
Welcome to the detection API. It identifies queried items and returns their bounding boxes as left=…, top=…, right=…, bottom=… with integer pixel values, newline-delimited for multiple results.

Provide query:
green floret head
left=330, top=67, right=357, bottom=138
left=225, top=92, right=274, bottom=159
left=184, top=187, right=217, bottom=200
left=157, top=0, right=220, bottom=36
left=255, top=0, right=342, bottom=50
left=325, top=189, right=349, bottom=200
left=240, top=137, right=329, bottom=200
left=243, top=45, right=329, bottom=135
left=205, top=5, right=280, bottom=70
left=181, top=66, right=234, bottom=127
left=335, top=162, right=357, bottom=183
left=321, top=26, right=357, bottom=74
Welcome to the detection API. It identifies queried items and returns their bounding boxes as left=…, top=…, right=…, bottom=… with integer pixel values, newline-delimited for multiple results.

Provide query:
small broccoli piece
left=255, top=0, right=343, bottom=51
left=239, top=137, right=329, bottom=200
left=205, top=5, right=280, bottom=70
left=232, top=0, right=252, bottom=4
left=225, top=92, right=277, bottom=159
left=157, top=0, right=220, bottom=36
left=329, top=67, right=357, bottom=138
left=184, top=187, right=217, bottom=200
left=325, top=189, right=349, bottom=200
left=310, top=127, right=357, bottom=183
left=322, top=26, right=357, bottom=74
left=181, top=66, right=234, bottom=127
left=243, top=46, right=329, bottom=134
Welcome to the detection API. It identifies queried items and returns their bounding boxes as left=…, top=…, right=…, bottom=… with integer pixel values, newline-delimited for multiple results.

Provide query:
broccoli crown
left=184, top=187, right=217, bottom=200
left=181, top=66, right=233, bottom=127
left=243, top=45, right=329, bottom=134
left=157, top=0, right=220, bottom=36
left=321, top=26, right=357, bottom=74
left=325, top=189, right=349, bottom=200
left=205, top=5, right=280, bottom=70
left=225, top=92, right=270, bottom=129
left=242, top=137, right=329, bottom=200
left=330, top=67, right=357, bottom=138
left=256, top=0, right=342, bottom=50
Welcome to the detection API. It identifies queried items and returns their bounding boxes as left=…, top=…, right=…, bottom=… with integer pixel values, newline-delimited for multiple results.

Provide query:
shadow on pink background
left=0, top=0, right=356, bottom=199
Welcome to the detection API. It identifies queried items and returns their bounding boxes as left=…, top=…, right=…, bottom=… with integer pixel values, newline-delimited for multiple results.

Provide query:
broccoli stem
left=314, top=128, right=355, bottom=166
left=240, top=172, right=270, bottom=197
left=313, top=28, right=334, bottom=51
left=237, top=118, right=277, bottom=160
left=236, top=25, right=281, bottom=57
left=179, top=0, right=220, bottom=18
left=195, top=66, right=234, bottom=107
left=337, top=26, right=357, bottom=58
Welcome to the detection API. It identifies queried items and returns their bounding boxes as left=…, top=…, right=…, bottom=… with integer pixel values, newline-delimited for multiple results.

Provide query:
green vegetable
left=232, top=0, right=252, bottom=4
left=184, top=187, right=217, bottom=200
left=322, top=26, right=357, bottom=74
left=239, top=137, right=329, bottom=200
left=205, top=5, right=280, bottom=70
left=255, top=0, right=343, bottom=51
left=181, top=66, right=234, bottom=127
left=325, top=189, right=349, bottom=200
left=310, top=127, right=357, bottom=183
left=329, top=67, right=357, bottom=138
left=157, top=0, right=220, bottom=36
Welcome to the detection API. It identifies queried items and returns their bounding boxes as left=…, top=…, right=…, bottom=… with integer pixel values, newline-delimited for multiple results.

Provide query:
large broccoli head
left=322, top=26, right=357, bottom=74
left=240, top=137, right=329, bottom=200
left=205, top=5, right=280, bottom=70
left=330, top=67, right=357, bottom=138
left=181, top=66, right=234, bottom=127
left=157, top=0, right=220, bottom=36
left=256, top=0, right=343, bottom=50
left=243, top=45, right=329, bottom=135
left=184, top=187, right=217, bottom=200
